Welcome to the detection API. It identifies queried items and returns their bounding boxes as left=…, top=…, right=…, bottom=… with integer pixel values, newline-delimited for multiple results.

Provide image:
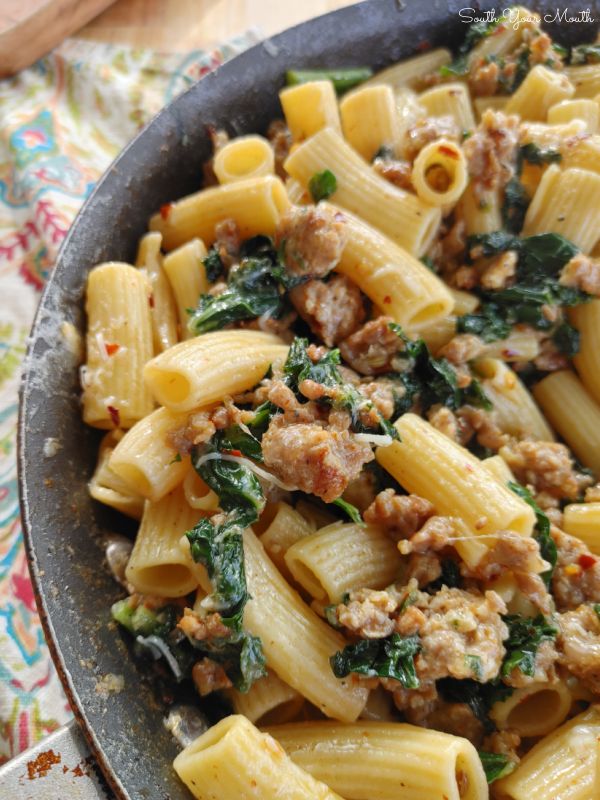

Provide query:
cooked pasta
left=81, top=12, right=600, bottom=800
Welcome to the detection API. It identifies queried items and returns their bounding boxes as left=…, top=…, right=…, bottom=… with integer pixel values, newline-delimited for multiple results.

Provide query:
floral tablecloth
left=0, top=30, right=258, bottom=764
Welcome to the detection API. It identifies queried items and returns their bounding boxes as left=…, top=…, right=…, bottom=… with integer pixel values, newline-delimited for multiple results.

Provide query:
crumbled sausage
left=358, top=381, right=398, bottom=420
left=427, top=405, right=461, bottom=442
left=214, top=218, right=240, bottom=270
left=585, top=483, right=600, bottom=503
left=398, top=515, right=458, bottom=555
left=406, top=551, right=444, bottom=588
left=267, top=119, right=291, bottom=179
left=463, top=110, right=520, bottom=202
left=558, top=604, right=600, bottom=694
left=266, top=380, right=320, bottom=424
left=551, top=527, right=600, bottom=610
left=480, top=250, right=518, bottom=290
left=168, top=401, right=244, bottom=454
left=342, top=469, right=378, bottom=513
left=336, top=588, right=399, bottom=638
left=391, top=681, right=439, bottom=724
left=469, top=58, right=500, bottom=97
left=289, top=274, right=365, bottom=346
left=364, top=489, right=436, bottom=541
left=261, top=417, right=374, bottom=502
left=192, top=658, right=232, bottom=696
left=372, top=157, right=413, bottom=190
left=559, top=253, right=600, bottom=297
left=413, top=588, right=508, bottom=683
left=414, top=700, right=485, bottom=745
left=533, top=337, right=570, bottom=373
left=275, top=205, right=348, bottom=278
left=482, top=729, right=521, bottom=765
left=402, top=116, right=460, bottom=161
left=178, top=608, right=231, bottom=640
left=339, top=316, right=401, bottom=375
left=500, top=440, right=592, bottom=501
left=437, top=333, right=486, bottom=364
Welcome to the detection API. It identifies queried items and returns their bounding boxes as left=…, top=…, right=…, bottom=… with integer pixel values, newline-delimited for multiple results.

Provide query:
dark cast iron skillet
left=18, top=1, right=598, bottom=797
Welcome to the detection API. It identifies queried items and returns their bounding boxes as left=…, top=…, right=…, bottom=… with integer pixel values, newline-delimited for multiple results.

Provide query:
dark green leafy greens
left=508, top=481, right=557, bottom=587
left=308, top=169, right=337, bottom=202
left=389, top=324, right=492, bottom=412
left=501, top=614, right=558, bottom=678
left=203, top=246, right=225, bottom=282
left=503, top=144, right=562, bottom=235
left=283, top=338, right=398, bottom=439
left=285, top=67, right=373, bottom=94
left=438, top=678, right=513, bottom=733
left=457, top=233, right=589, bottom=348
left=519, top=142, right=562, bottom=167
left=332, top=497, right=363, bottom=524
left=331, top=634, right=421, bottom=688
left=181, top=429, right=268, bottom=691
left=112, top=598, right=178, bottom=639
left=478, top=751, right=516, bottom=784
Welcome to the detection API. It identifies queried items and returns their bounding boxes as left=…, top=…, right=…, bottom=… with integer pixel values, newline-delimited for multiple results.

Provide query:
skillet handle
left=0, top=718, right=115, bottom=798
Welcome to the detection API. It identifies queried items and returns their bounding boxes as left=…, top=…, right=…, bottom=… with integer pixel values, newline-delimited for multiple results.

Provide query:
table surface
left=80, top=0, right=355, bottom=49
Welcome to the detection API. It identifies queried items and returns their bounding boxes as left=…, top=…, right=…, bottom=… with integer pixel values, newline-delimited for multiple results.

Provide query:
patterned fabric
left=0, top=31, right=258, bottom=764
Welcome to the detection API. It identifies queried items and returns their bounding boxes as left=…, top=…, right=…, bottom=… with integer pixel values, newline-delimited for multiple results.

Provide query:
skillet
left=17, top=1, right=598, bottom=797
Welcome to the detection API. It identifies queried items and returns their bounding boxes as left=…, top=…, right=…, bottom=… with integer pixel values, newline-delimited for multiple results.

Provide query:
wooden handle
left=0, top=0, right=117, bottom=76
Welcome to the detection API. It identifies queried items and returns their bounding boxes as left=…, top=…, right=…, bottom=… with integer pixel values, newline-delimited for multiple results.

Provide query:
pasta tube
left=495, top=705, right=600, bottom=800
left=523, top=164, right=600, bottom=253
left=340, top=85, right=400, bottom=161
left=260, top=501, right=315, bottom=579
left=363, top=48, right=452, bottom=90
left=489, top=681, right=572, bottom=737
left=547, top=99, right=598, bottom=133
left=88, top=430, right=145, bottom=520
left=533, top=370, right=600, bottom=475
left=418, top=82, right=475, bottom=131
left=108, top=406, right=189, bottom=501
left=149, top=175, right=290, bottom=250
left=143, top=330, right=288, bottom=411
left=125, top=485, right=206, bottom=597
left=243, top=529, right=368, bottom=722
left=212, top=135, right=274, bottom=183
left=565, top=64, right=600, bottom=98
left=284, top=521, right=401, bottom=602
left=82, top=262, right=154, bottom=429
left=284, top=128, right=441, bottom=256
left=411, top=138, right=468, bottom=208
left=226, top=670, right=303, bottom=726
left=562, top=503, right=600, bottom=555
left=376, top=414, right=535, bottom=566
left=326, top=202, right=454, bottom=327
left=280, top=80, right=342, bottom=141
left=571, top=300, right=600, bottom=404
left=265, top=721, right=488, bottom=800
left=135, top=231, right=178, bottom=352
left=162, top=238, right=209, bottom=339
left=173, top=715, right=343, bottom=800
left=475, top=358, right=554, bottom=441
left=505, top=65, right=574, bottom=121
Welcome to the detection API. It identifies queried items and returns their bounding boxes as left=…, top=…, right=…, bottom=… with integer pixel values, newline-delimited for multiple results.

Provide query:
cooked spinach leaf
left=519, top=142, right=561, bottom=167
left=508, top=481, right=557, bottom=587
left=285, top=67, right=373, bottom=94
left=213, top=424, right=263, bottom=462
left=457, top=303, right=512, bottom=342
left=502, top=176, right=529, bottom=234
left=468, top=231, right=520, bottom=258
left=283, top=338, right=398, bottom=438
left=438, top=678, right=513, bottom=732
left=332, top=497, right=363, bottom=524
left=331, top=633, right=421, bottom=688
left=308, top=169, right=337, bottom=202
left=552, top=320, right=580, bottom=356
left=389, top=324, right=492, bottom=412
left=478, top=751, right=516, bottom=784
left=195, top=449, right=265, bottom=522
left=425, top=558, right=462, bottom=592
left=501, top=614, right=558, bottom=678
left=594, top=604, right=600, bottom=620
left=203, top=246, right=225, bottom=283
left=188, top=257, right=284, bottom=334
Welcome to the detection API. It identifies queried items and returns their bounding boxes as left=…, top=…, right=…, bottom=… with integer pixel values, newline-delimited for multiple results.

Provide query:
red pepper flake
left=417, top=40, right=430, bottom=52
left=148, top=293, right=155, bottom=308
left=225, top=449, right=242, bottom=457
left=160, top=203, right=172, bottom=220
left=105, top=343, right=119, bottom=356
left=578, top=553, right=597, bottom=570
left=107, top=405, right=120, bottom=428
left=502, top=349, right=518, bottom=358
left=27, top=749, right=61, bottom=780
left=439, top=144, right=458, bottom=159
left=383, top=295, right=392, bottom=304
